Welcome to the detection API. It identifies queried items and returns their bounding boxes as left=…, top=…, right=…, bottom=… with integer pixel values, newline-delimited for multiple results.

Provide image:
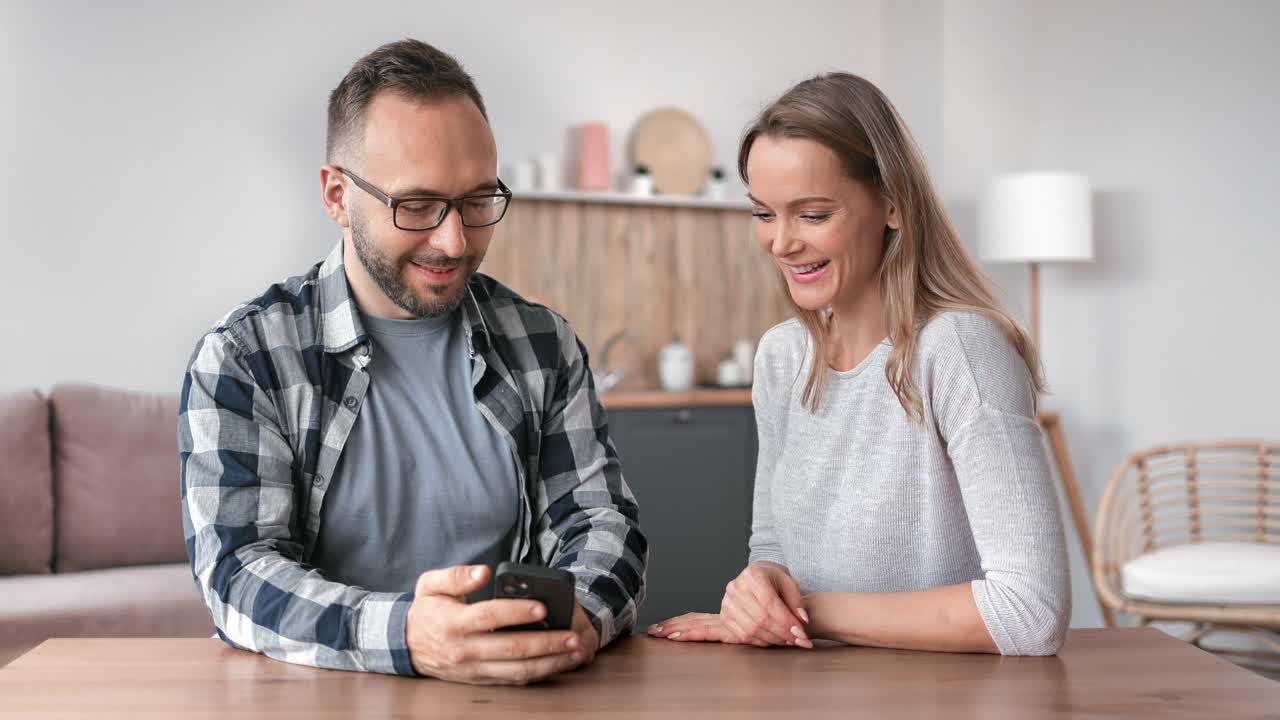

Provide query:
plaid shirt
left=179, top=241, right=647, bottom=676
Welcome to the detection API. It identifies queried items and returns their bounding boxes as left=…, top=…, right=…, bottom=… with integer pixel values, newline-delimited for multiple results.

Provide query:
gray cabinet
left=607, top=406, right=757, bottom=628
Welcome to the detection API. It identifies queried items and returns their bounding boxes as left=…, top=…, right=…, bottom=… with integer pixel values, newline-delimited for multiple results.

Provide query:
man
left=179, top=39, right=646, bottom=685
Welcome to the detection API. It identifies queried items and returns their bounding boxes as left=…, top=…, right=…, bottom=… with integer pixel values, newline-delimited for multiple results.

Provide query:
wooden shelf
left=513, top=189, right=752, bottom=211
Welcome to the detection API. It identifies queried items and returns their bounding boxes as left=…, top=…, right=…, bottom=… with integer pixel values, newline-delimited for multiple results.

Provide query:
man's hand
left=405, top=565, right=587, bottom=685
left=719, top=561, right=812, bottom=648
left=569, top=601, right=600, bottom=667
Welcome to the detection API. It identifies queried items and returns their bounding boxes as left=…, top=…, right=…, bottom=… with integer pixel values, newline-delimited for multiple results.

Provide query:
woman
left=648, top=73, right=1070, bottom=656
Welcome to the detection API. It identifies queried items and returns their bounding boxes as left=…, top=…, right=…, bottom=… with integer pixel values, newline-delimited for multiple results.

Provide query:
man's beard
left=349, top=211, right=474, bottom=319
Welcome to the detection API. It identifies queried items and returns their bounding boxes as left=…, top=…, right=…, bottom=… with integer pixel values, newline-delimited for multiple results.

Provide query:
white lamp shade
left=977, top=172, right=1094, bottom=262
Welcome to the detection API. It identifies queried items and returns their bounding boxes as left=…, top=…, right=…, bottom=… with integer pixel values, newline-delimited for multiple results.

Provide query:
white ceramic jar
left=657, top=337, right=693, bottom=392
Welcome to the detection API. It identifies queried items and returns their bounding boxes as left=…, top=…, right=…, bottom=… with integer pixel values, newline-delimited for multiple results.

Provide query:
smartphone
left=492, top=562, right=576, bottom=632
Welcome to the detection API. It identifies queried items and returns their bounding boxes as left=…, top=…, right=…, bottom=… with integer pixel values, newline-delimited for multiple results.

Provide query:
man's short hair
left=326, top=38, right=487, bottom=163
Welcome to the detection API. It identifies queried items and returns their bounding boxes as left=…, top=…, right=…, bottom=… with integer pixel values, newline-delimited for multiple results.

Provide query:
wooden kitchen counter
left=599, top=388, right=752, bottom=409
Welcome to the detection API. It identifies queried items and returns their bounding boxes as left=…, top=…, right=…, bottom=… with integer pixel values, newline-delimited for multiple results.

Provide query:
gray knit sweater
left=747, top=312, right=1071, bottom=656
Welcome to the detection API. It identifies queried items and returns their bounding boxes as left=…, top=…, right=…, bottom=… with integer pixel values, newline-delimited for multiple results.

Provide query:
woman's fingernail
left=791, top=625, right=808, bottom=640
left=566, top=636, right=579, bottom=649
left=470, top=567, right=485, bottom=581
left=669, top=632, right=682, bottom=639
left=797, top=608, right=810, bottom=624
left=531, top=604, right=546, bottom=619
left=654, top=625, right=663, bottom=633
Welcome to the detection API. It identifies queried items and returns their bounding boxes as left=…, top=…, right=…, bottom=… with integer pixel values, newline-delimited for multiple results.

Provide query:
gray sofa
left=0, top=385, right=212, bottom=666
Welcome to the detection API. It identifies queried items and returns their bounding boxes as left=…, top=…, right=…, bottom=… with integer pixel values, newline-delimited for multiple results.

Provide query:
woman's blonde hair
left=738, top=72, right=1044, bottom=419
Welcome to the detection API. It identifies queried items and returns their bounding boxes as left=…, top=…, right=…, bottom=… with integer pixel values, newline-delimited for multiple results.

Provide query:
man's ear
left=320, top=164, right=350, bottom=229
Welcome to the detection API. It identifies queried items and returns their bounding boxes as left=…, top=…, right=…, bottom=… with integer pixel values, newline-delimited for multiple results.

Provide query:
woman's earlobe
left=884, top=197, right=902, bottom=231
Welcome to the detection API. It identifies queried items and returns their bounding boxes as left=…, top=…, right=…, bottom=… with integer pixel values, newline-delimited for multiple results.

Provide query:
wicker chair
left=1092, top=441, right=1280, bottom=654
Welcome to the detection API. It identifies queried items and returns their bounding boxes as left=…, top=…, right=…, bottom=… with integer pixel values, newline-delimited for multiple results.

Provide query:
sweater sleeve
left=924, top=314, right=1071, bottom=656
left=747, top=323, right=798, bottom=568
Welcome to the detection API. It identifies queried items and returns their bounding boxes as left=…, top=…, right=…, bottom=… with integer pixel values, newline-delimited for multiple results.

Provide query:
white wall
left=930, top=0, right=1280, bottom=628
left=0, top=0, right=881, bottom=394
left=879, top=0, right=944, bottom=177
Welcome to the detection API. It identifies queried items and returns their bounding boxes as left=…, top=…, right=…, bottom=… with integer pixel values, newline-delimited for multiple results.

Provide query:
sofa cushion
left=0, top=389, right=54, bottom=575
left=1121, top=540, right=1280, bottom=605
left=51, top=384, right=185, bottom=572
left=0, top=563, right=212, bottom=650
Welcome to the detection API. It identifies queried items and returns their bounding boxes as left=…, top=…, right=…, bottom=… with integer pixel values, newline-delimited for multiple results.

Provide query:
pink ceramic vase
left=575, top=122, right=610, bottom=191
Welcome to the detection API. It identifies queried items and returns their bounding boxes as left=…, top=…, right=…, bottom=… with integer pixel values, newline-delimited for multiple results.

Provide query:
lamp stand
left=1037, top=412, right=1115, bottom=627
left=1029, top=261, right=1115, bottom=627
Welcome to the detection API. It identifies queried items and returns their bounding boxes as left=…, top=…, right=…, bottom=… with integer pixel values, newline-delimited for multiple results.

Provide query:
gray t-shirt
left=748, top=312, right=1071, bottom=656
left=311, top=308, right=520, bottom=593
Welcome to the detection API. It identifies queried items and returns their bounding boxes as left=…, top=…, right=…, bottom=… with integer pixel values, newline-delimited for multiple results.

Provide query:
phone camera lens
left=502, top=584, right=517, bottom=595
left=518, top=581, right=530, bottom=591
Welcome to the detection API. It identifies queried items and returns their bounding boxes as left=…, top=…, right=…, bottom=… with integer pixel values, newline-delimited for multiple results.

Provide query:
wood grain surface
left=2, top=630, right=1277, bottom=719
left=485, top=198, right=793, bottom=390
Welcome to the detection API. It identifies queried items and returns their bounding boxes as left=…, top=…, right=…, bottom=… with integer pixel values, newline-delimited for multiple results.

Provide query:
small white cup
left=716, top=358, right=742, bottom=386
left=511, top=161, right=536, bottom=192
left=732, top=339, right=754, bottom=383
left=536, top=154, right=560, bottom=192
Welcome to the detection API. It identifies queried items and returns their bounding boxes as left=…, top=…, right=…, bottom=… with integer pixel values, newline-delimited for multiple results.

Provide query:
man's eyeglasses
left=337, top=167, right=512, bottom=231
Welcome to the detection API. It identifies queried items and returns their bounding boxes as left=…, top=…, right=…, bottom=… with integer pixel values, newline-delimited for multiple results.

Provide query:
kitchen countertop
left=599, top=387, right=752, bottom=409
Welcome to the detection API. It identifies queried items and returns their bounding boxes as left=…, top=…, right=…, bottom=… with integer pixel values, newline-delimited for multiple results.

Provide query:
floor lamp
left=977, top=172, right=1113, bottom=625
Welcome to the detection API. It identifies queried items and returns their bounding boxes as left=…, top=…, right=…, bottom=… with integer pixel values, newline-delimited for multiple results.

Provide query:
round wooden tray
left=629, top=107, right=712, bottom=196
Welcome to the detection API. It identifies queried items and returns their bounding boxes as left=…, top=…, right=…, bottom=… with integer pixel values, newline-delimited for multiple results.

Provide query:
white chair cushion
left=1121, top=541, right=1280, bottom=605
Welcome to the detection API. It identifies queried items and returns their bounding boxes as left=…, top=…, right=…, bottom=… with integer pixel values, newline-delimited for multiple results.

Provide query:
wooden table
left=1, top=629, right=1276, bottom=718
